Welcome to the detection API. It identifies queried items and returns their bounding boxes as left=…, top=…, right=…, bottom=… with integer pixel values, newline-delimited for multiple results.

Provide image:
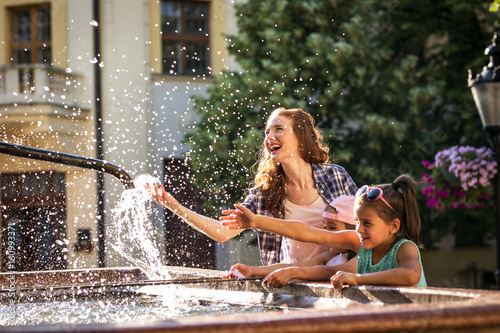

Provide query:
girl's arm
left=331, top=242, right=422, bottom=289
left=220, top=204, right=360, bottom=252
left=224, top=251, right=336, bottom=278
left=264, top=256, right=358, bottom=288
left=223, top=263, right=279, bottom=278
left=145, top=183, right=243, bottom=243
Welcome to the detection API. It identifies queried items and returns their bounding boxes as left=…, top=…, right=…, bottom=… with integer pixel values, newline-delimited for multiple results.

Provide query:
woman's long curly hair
left=252, top=107, right=329, bottom=218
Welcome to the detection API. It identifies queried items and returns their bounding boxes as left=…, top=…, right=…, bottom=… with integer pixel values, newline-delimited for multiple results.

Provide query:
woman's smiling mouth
left=269, top=143, right=281, bottom=153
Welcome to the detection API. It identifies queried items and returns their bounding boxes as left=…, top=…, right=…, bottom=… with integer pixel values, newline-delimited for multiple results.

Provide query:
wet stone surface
left=0, top=267, right=499, bottom=333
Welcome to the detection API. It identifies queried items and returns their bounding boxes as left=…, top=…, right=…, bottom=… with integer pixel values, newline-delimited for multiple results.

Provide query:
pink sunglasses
left=356, top=185, right=395, bottom=212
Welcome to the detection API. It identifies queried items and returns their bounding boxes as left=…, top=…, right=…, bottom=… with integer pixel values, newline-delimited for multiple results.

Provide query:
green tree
left=378, top=0, right=498, bottom=244
left=186, top=0, right=496, bottom=239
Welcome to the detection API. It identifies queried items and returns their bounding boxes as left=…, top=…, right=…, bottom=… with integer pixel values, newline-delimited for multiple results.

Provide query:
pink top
left=282, top=195, right=329, bottom=264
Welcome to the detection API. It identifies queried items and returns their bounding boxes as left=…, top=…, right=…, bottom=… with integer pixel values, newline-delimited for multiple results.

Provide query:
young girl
left=224, top=196, right=358, bottom=288
left=221, top=174, right=427, bottom=289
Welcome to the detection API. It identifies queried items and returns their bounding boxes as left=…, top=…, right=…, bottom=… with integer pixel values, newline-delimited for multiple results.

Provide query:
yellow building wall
left=422, top=235, right=497, bottom=288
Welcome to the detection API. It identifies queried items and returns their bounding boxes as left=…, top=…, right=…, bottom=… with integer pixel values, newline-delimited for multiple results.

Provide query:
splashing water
left=110, top=174, right=170, bottom=280
left=109, top=174, right=199, bottom=312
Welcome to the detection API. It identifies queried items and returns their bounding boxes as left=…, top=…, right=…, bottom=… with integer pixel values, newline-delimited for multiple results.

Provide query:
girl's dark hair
left=253, top=107, right=329, bottom=217
left=356, top=174, right=422, bottom=247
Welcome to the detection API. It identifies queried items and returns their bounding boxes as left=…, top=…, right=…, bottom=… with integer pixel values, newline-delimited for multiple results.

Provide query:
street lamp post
left=469, top=32, right=500, bottom=289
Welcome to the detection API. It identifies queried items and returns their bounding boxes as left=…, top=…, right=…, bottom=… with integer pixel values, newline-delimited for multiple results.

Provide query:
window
left=1, top=171, right=66, bottom=271
left=161, top=1, right=210, bottom=76
left=9, top=4, right=52, bottom=64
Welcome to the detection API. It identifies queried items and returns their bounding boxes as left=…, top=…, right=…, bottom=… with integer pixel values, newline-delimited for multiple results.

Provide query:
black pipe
left=93, top=0, right=106, bottom=268
left=0, top=141, right=134, bottom=190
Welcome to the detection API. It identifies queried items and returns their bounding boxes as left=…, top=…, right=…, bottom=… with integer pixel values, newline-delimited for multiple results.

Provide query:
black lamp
left=469, top=32, right=500, bottom=289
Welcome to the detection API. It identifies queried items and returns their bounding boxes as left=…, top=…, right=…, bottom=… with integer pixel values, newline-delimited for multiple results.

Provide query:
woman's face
left=265, top=114, right=300, bottom=164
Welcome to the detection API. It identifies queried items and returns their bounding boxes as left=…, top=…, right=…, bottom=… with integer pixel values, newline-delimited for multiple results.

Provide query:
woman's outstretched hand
left=144, top=182, right=181, bottom=212
left=220, top=204, right=255, bottom=229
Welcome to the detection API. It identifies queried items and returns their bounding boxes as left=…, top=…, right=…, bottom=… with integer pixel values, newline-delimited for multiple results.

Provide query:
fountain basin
left=1, top=267, right=499, bottom=332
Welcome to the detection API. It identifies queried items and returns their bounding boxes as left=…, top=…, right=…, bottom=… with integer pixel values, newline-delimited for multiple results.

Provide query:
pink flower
left=422, top=160, right=434, bottom=169
left=426, top=198, right=437, bottom=208
left=421, top=145, right=496, bottom=211
left=420, top=174, right=429, bottom=184
left=468, top=178, right=478, bottom=188
left=480, top=193, right=490, bottom=200
left=423, top=186, right=435, bottom=195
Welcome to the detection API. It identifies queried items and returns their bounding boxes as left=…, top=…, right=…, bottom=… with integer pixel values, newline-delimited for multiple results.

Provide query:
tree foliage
left=185, top=0, right=497, bottom=239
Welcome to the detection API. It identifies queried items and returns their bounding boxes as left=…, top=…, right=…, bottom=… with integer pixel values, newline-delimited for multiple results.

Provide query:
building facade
left=0, top=0, right=259, bottom=273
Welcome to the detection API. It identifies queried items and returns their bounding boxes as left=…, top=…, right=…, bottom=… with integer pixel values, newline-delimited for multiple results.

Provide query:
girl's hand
left=330, top=271, right=360, bottom=290
left=222, top=263, right=254, bottom=279
left=263, top=268, right=294, bottom=288
left=144, top=182, right=181, bottom=211
left=220, top=204, right=256, bottom=229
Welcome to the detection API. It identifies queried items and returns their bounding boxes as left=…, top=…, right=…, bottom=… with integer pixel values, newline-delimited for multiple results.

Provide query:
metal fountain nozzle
left=0, top=141, right=134, bottom=189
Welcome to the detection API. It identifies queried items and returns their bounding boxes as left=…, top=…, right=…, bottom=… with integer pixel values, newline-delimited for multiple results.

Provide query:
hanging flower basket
left=420, top=145, right=497, bottom=210
left=440, top=166, right=461, bottom=186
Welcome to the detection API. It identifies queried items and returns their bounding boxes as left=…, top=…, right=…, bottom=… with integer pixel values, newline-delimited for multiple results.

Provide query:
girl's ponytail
left=391, top=174, right=422, bottom=248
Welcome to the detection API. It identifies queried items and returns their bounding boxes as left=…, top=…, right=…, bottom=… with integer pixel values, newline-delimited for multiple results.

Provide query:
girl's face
left=323, top=218, right=348, bottom=252
left=322, top=218, right=347, bottom=231
left=265, top=114, right=300, bottom=164
left=355, top=205, right=397, bottom=250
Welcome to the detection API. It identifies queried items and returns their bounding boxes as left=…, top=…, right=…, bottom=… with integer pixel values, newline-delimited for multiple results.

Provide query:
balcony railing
left=0, top=64, right=88, bottom=109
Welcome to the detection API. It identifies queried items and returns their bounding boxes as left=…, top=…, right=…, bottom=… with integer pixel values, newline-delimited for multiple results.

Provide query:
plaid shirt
left=241, top=164, right=358, bottom=266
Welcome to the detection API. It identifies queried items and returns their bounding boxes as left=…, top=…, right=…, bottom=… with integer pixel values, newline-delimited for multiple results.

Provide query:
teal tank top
left=357, top=238, right=427, bottom=287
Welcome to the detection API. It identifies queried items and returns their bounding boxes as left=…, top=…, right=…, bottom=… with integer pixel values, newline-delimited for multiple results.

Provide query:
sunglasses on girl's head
left=356, top=185, right=395, bottom=212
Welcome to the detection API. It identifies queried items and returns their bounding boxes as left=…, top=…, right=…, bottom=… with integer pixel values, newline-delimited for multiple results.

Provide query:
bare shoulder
left=396, top=241, right=420, bottom=262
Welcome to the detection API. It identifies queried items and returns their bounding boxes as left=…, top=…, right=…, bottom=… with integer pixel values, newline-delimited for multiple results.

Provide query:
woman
left=146, top=107, right=357, bottom=265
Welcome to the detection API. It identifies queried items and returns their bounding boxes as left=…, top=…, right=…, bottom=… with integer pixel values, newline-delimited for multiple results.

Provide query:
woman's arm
left=220, top=204, right=360, bottom=252
left=145, top=183, right=243, bottom=243
left=331, top=242, right=422, bottom=289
